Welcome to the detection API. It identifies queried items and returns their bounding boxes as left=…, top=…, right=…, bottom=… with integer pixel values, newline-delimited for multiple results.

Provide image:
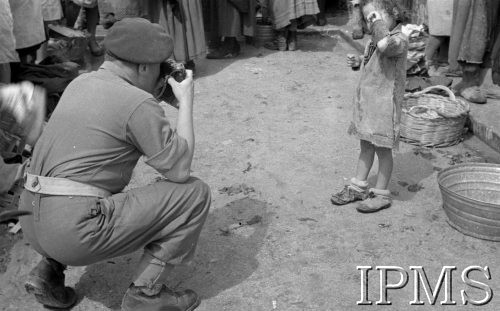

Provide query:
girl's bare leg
left=355, top=146, right=393, bottom=213
left=374, top=146, right=393, bottom=190
left=355, top=139, right=375, bottom=183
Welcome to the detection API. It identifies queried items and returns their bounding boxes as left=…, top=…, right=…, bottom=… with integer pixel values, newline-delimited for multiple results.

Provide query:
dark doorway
left=318, top=0, right=350, bottom=26
left=325, top=0, right=349, bottom=12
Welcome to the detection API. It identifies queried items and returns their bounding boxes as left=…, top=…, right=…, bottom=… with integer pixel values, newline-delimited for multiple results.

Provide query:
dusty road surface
left=1, top=33, right=500, bottom=311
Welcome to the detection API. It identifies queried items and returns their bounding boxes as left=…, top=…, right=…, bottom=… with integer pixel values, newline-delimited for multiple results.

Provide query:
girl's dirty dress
left=348, top=24, right=408, bottom=149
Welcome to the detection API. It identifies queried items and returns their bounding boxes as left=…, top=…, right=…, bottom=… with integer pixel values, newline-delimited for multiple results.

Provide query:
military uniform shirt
left=28, top=67, right=188, bottom=194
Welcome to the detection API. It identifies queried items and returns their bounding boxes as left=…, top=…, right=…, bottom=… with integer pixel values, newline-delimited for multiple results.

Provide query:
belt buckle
left=31, top=176, right=41, bottom=192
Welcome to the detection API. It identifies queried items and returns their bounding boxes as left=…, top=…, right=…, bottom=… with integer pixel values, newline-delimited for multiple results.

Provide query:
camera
left=155, top=59, right=187, bottom=108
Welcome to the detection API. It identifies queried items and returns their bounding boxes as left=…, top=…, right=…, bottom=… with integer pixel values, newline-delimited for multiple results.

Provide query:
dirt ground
left=1, top=32, right=500, bottom=310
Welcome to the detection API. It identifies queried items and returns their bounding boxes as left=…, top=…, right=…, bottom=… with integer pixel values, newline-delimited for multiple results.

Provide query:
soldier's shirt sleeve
left=126, top=99, right=187, bottom=175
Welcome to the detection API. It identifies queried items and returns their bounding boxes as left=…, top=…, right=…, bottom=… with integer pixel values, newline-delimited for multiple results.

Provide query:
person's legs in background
left=16, top=45, right=41, bottom=64
left=84, top=5, right=103, bottom=56
left=316, top=0, right=326, bottom=26
left=0, top=0, right=18, bottom=82
left=9, top=0, right=45, bottom=65
left=264, top=20, right=301, bottom=51
left=454, top=63, right=487, bottom=103
left=64, top=1, right=103, bottom=56
left=62, top=0, right=79, bottom=26
left=287, top=19, right=298, bottom=51
left=37, top=0, right=64, bottom=63
left=425, top=35, right=446, bottom=76
left=164, top=0, right=206, bottom=72
left=37, top=21, right=57, bottom=63
left=207, top=0, right=241, bottom=59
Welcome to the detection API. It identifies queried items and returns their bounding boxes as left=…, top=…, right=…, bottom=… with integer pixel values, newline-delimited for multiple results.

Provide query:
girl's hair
left=358, top=0, right=411, bottom=25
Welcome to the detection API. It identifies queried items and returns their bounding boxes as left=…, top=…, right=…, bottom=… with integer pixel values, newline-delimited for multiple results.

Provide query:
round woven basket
left=400, top=85, right=470, bottom=147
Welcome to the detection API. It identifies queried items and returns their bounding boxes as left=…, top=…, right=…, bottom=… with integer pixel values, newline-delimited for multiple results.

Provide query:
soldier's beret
left=104, top=17, right=173, bottom=64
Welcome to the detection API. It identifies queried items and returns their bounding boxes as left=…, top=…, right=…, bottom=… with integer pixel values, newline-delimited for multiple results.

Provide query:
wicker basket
left=400, top=85, right=470, bottom=147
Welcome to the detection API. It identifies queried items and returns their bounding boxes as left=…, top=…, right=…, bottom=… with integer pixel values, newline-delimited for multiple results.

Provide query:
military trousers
left=19, top=177, right=211, bottom=266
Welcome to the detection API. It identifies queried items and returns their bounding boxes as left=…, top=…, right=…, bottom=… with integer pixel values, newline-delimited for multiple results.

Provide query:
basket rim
left=404, top=85, right=456, bottom=100
left=403, top=96, right=470, bottom=118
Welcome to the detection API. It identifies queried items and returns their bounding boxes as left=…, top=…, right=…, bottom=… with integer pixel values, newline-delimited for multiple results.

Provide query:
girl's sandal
left=356, top=193, right=392, bottom=213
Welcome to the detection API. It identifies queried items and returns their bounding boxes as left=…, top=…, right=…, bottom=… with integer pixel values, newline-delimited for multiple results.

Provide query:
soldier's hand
left=167, top=69, right=194, bottom=107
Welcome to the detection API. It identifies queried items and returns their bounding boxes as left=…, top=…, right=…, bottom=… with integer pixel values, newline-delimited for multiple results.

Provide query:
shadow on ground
left=367, top=150, right=435, bottom=202
left=0, top=225, right=23, bottom=273
left=74, top=196, right=271, bottom=309
left=295, top=34, right=339, bottom=52
left=197, top=33, right=345, bottom=78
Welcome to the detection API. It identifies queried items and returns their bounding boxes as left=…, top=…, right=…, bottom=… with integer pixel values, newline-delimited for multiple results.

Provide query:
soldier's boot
left=121, top=283, right=200, bottom=311
left=25, top=257, right=77, bottom=309
left=122, top=253, right=200, bottom=311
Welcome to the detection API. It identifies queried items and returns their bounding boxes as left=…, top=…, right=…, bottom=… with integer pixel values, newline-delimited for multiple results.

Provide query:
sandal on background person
left=316, top=0, right=326, bottom=26
left=460, top=86, right=487, bottom=104
left=88, top=36, right=104, bottom=56
left=72, top=4, right=104, bottom=57
left=206, top=37, right=240, bottom=59
left=444, top=69, right=463, bottom=77
left=287, top=30, right=297, bottom=51
left=316, top=13, right=327, bottom=26
left=264, top=29, right=288, bottom=51
left=264, top=29, right=297, bottom=51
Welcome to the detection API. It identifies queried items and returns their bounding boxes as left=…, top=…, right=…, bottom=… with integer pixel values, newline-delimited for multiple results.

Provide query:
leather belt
left=24, top=173, right=111, bottom=198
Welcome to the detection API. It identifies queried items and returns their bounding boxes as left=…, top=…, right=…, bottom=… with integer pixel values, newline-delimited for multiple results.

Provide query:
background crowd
left=1, top=0, right=499, bottom=147
left=0, top=0, right=325, bottom=80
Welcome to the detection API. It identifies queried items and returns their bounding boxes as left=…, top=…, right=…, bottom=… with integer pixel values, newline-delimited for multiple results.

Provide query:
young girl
left=331, top=0, right=408, bottom=213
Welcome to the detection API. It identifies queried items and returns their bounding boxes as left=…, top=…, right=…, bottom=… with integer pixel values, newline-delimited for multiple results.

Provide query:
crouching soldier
left=19, top=18, right=211, bottom=311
